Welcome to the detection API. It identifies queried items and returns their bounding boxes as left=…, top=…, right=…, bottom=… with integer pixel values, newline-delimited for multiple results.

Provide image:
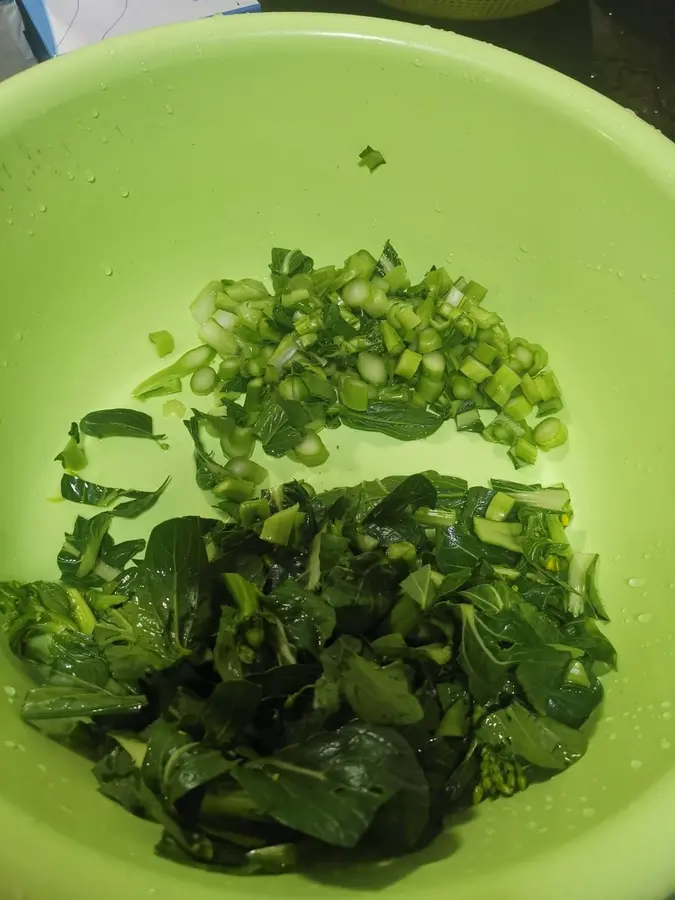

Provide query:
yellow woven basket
left=378, top=0, right=559, bottom=20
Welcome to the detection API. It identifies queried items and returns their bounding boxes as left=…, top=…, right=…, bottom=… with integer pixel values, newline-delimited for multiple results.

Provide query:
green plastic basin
left=0, top=12, right=674, bottom=900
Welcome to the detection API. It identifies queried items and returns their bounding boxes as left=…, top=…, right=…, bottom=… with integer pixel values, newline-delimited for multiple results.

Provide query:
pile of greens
left=0, top=464, right=615, bottom=874
left=132, top=243, right=567, bottom=470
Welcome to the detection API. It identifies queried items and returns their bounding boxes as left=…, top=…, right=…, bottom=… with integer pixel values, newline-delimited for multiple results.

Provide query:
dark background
left=260, top=0, right=675, bottom=141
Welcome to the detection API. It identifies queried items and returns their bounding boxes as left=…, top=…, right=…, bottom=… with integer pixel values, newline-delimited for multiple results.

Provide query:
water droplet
left=103, top=266, right=113, bottom=277
left=5, top=218, right=13, bottom=226
left=664, top=711, right=672, bottom=721
left=660, top=739, right=672, bottom=751
left=520, top=243, right=528, bottom=252
left=630, top=759, right=643, bottom=770
left=628, top=577, right=646, bottom=588
left=3, top=740, right=16, bottom=749
left=582, top=807, right=596, bottom=818
left=39, top=203, right=46, bottom=212
left=640, top=273, right=648, bottom=280
left=85, top=170, right=96, bottom=183
left=662, top=700, right=672, bottom=708
left=165, top=105, right=174, bottom=115
left=636, top=612, right=653, bottom=624
left=120, top=187, right=130, bottom=198
left=414, top=58, right=422, bottom=67
left=101, top=83, right=108, bottom=91
left=608, top=732, right=617, bottom=741
left=92, top=109, right=100, bottom=119
left=67, top=172, right=74, bottom=181
left=37, top=763, right=47, bottom=772
left=617, top=271, right=624, bottom=278
left=13, top=332, right=23, bottom=342
left=3, top=686, right=15, bottom=697
left=1, top=360, right=8, bottom=368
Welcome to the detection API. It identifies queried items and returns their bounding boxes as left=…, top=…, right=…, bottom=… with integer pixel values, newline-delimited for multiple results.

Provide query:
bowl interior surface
left=0, top=13, right=674, bottom=900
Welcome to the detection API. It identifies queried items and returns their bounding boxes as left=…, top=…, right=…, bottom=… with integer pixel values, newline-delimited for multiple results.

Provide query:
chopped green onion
left=473, top=342, right=498, bottom=367
left=213, top=477, right=256, bottom=502
left=220, top=425, right=255, bottom=460
left=534, top=371, right=562, bottom=402
left=390, top=303, right=421, bottom=332
left=148, top=330, right=175, bottom=358
left=508, top=339, right=534, bottom=374
left=482, top=414, right=524, bottom=446
left=340, top=376, right=370, bottom=412
left=395, top=349, right=422, bottom=380
left=386, top=542, right=417, bottom=565
left=190, top=282, right=220, bottom=324
left=483, top=365, right=521, bottom=407
left=279, top=377, right=310, bottom=402
left=503, top=393, right=533, bottom=422
left=417, top=328, right=442, bottom=354
left=456, top=404, right=483, bottom=433
left=287, top=433, right=329, bottom=468
left=198, top=319, right=238, bottom=357
left=421, top=351, right=446, bottom=381
left=357, top=352, right=388, bottom=387
left=342, top=278, right=371, bottom=309
left=218, top=358, right=241, bottom=381
left=162, top=399, right=186, bottom=418
left=413, top=507, right=457, bottom=527
left=473, top=518, right=523, bottom=553
left=363, top=288, right=390, bottom=318
left=463, top=281, right=488, bottom=304
left=450, top=375, right=477, bottom=401
left=260, top=503, right=300, bottom=546
left=537, top=398, right=564, bottom=417
left=416, top=376, right=445, bottom=405
left=485, top=492, right=515, bottom=522
left=459, top=356, right=492, bottom=384
left=239, top=497, right=271, bottom=529
left=380, top=321, right=404, bottom=355
left=533, top=417, right=568, bottom=451
left=520, top=373, right=542, bottom=405
left=190, top=366, right=217, bottom=396
left=508, top=437, right=538, bottom=469
left=345, top=249, right=378, bottom=280
left=225, top=457, right=268, bottom=486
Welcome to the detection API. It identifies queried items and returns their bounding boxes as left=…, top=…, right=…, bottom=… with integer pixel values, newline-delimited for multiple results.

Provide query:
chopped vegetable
left=358, top=145, right=386, bottom=173
left=54, top=422, right=87, bottom=472
left=0, top=468, right=614, bottom=876
left=131, top=243, right=567, bottom=469
left=148, top=330, right=175, bottom=358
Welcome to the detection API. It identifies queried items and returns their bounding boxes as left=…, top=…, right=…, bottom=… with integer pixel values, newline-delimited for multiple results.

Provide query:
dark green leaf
left=60, top=473, right=170, bottom=519
left=477, top=701, right=588, bottom=770
left=339, top=402, right=445, bottom=442
left=80, top=408, right=167, bottom=447
left=203, top=680, right=262, bottom=747
left=143, top=517, right=209, bottom=654
left=332, top=646, right=424, bottom=726
left=142, top=720, right=234, bottom=806
left=263, top=582, right=336, bottom=656
left=184, top=414, right=229, bottom=491
left=22, top=685, right=147, bottom=720
left=232, top=721, right=422, bottom=848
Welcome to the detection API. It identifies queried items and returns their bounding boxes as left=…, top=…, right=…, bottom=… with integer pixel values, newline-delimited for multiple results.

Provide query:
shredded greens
left=1, top=459, right=614, bottom=875
left=133, top=243, right=566, bottom=469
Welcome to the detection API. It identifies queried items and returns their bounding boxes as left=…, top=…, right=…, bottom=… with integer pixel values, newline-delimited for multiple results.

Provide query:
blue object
left=18, top=0, right=260, bottom=58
